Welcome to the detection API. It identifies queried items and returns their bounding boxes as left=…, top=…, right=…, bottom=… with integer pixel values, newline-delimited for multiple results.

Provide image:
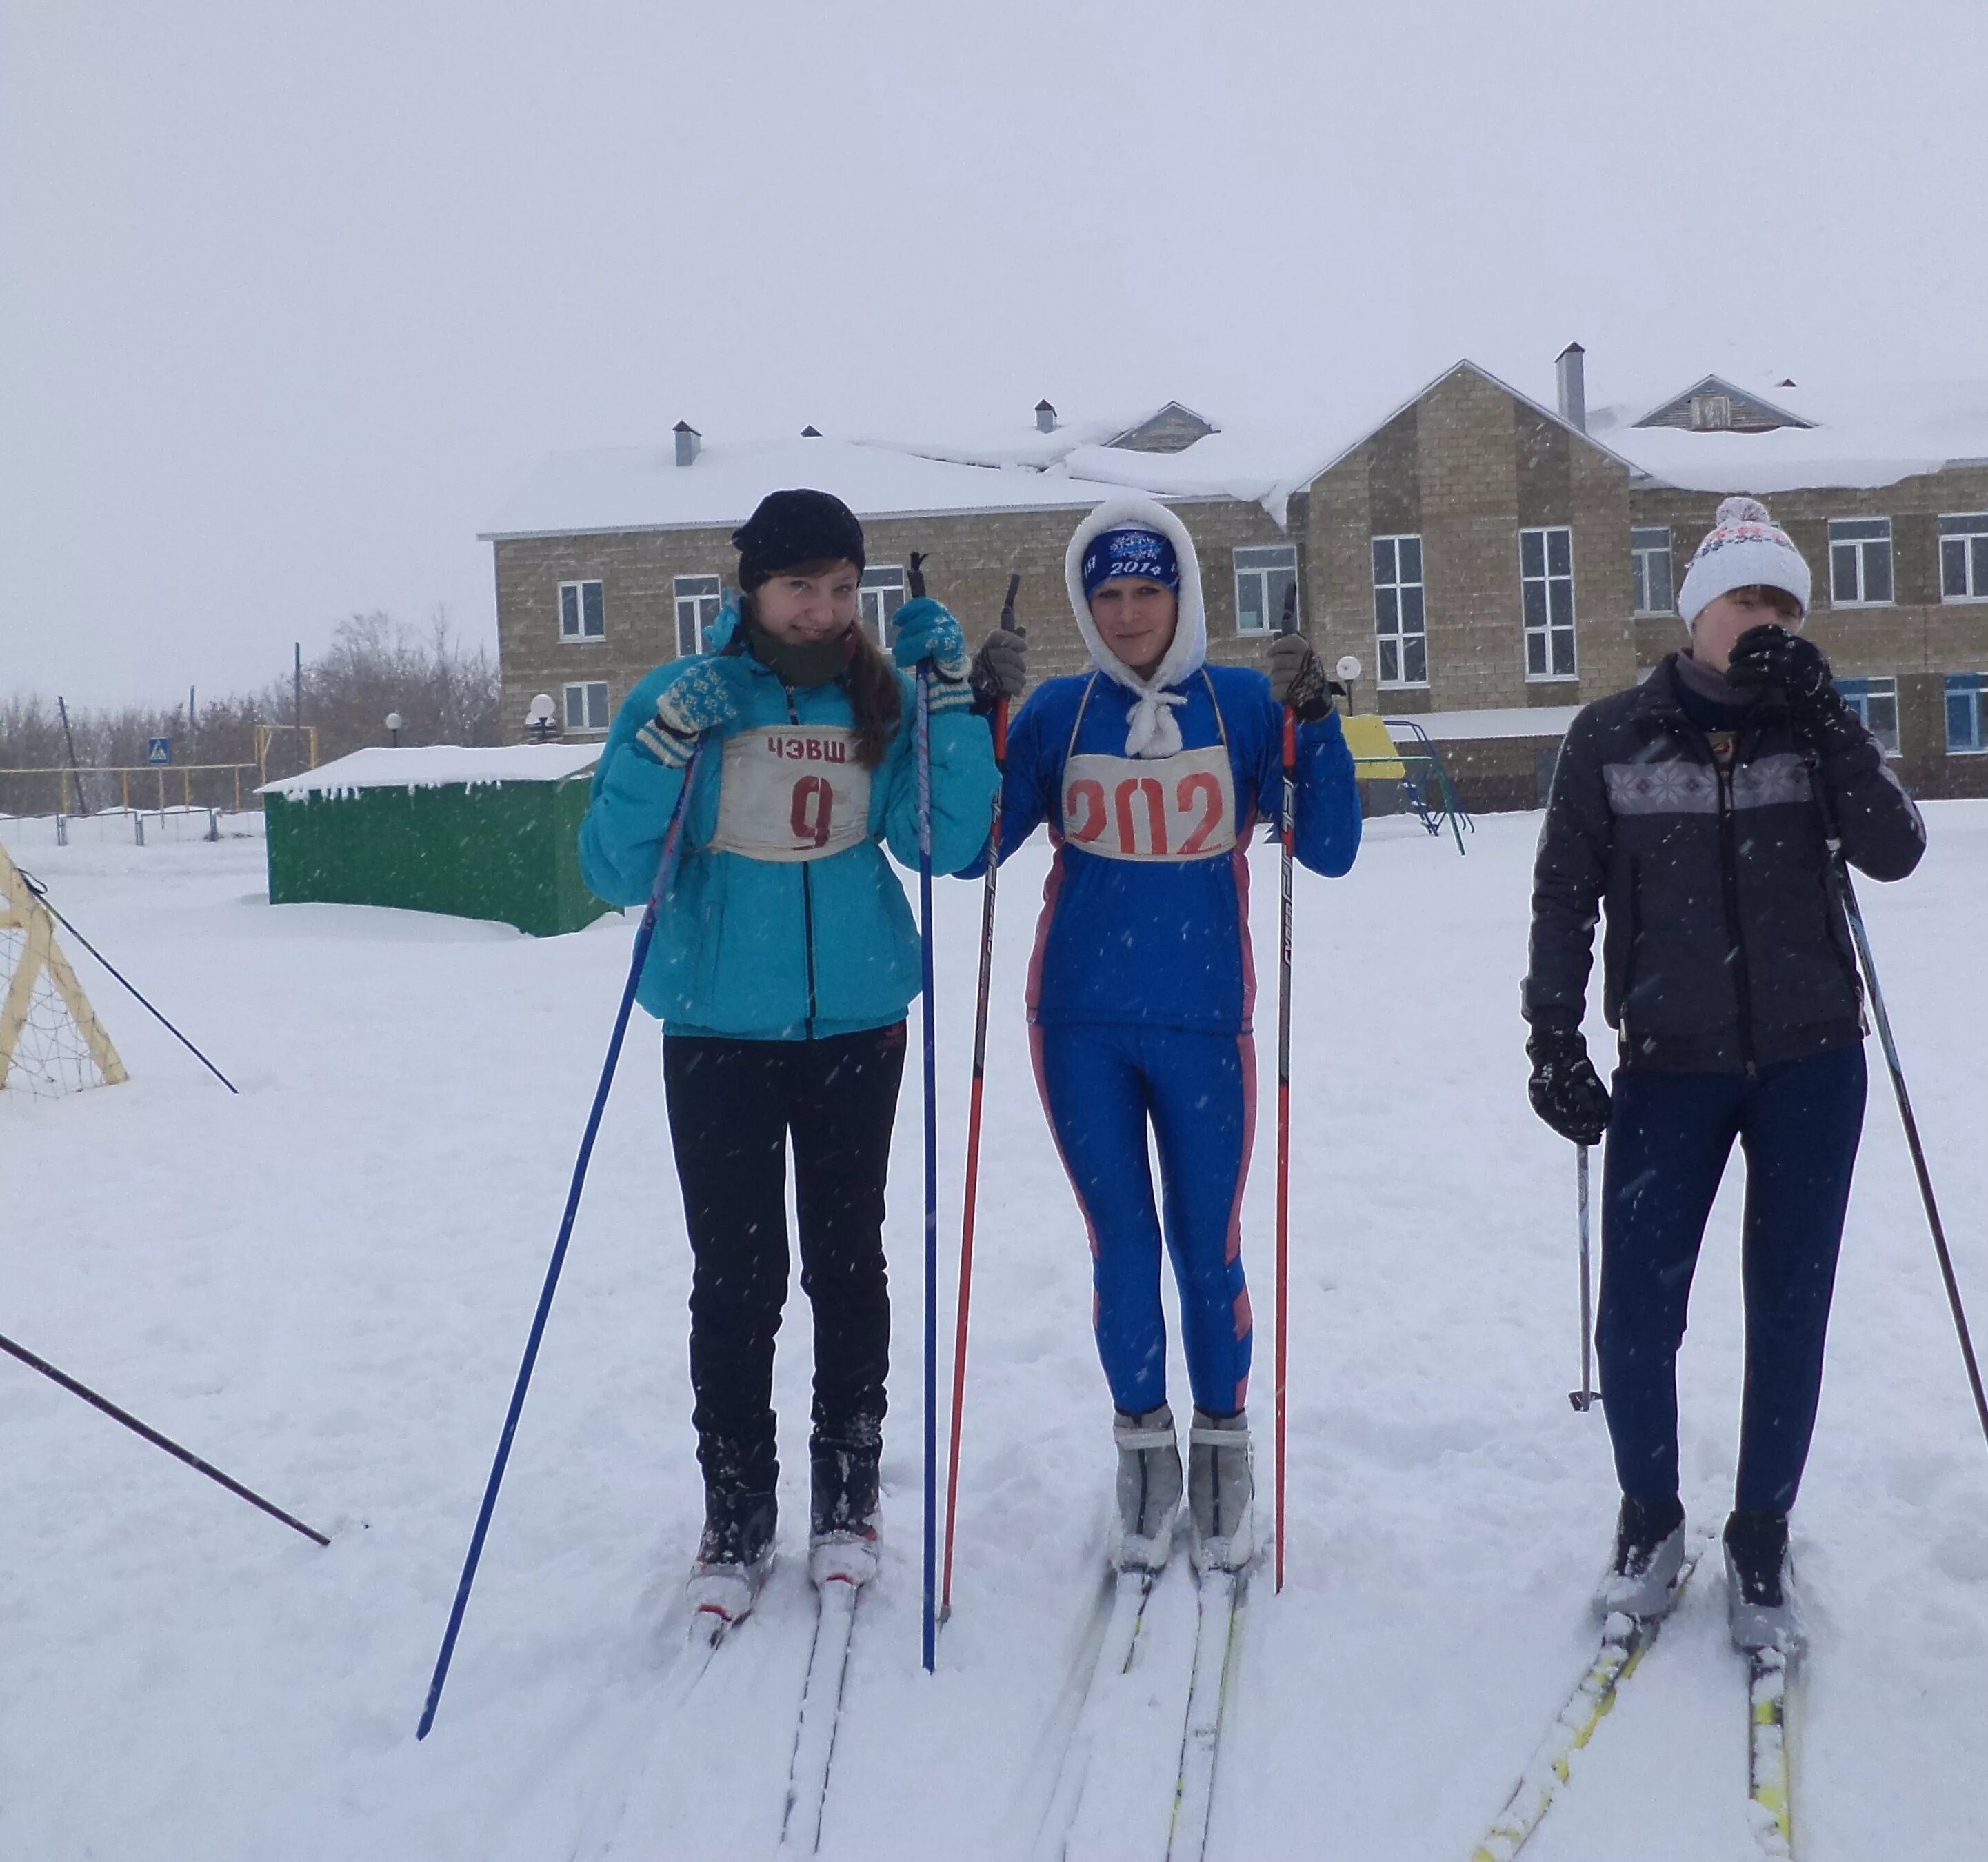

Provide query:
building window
left=1836, top=677, right=1900, bottom=757
left=1829, top=518, right=1894, bottom=606
left=563, top=681, right=610, bottom=733
left=1234, top=545, right=1298, bottom=634
left=1690, top=393, right=1733, bottom=431
left=1371, top=535, right=1427, bottom=685
left=1947, top=674, right=1988, bottom=754
left=1631, top=526, right=1674, bottom=614
left=859, top=566, right=907, bottom=645
left=1940, top=514, right=1988, bottom=601
left=1520, top=526, right=1578, bottom=680
left=674, top=574, right=722, bottom=657
left=559, top=579, right=605, bottom=641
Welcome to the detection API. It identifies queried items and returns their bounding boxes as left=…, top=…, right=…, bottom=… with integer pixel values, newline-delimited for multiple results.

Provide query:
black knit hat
left=731, top=489, right=866, bottom=590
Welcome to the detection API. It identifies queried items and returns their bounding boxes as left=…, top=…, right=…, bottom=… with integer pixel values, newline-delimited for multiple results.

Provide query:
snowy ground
left=3, top=803, right=1987, bottom=1861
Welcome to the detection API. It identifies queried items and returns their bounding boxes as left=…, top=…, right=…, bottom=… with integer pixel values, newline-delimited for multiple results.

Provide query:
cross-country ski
left=1470, top=1552, right=1702, bottom=1861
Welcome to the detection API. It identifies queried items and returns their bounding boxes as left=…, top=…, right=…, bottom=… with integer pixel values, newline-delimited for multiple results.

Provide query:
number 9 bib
left=709, top=726, right=873, bottom=863
left=1060, top=746, right=1237, bottom=862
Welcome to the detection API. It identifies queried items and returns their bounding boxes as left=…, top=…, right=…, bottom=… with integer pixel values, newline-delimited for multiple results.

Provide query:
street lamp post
left=385, top=711, right=404, bottom=749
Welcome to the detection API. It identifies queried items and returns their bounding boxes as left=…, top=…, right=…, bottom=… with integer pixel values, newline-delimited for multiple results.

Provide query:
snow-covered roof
left=1588, top=379, right=1988, bottom=493
left=481, top=436, right=1143, bottom=540
left=259, top=743, right=601, bottom=797
left=484, top=374, right=1988, bottom=549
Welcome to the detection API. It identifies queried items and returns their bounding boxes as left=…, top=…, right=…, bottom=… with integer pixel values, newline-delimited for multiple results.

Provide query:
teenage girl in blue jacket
left=974, top=497, right=1361, bottom=1575
left=579, top=489, right=1010, bottom=1625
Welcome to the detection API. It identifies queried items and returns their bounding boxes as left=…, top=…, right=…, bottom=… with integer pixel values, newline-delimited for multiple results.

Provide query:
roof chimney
left=673, top=420, right=701, bottom=467
left=1554, top=344, right=1587, bottom=433
left=1035, top=399, right=1057, bottom=434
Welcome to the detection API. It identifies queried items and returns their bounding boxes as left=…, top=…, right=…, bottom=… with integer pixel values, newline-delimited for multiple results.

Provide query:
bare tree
left=1, top=610, right=501, bottom=814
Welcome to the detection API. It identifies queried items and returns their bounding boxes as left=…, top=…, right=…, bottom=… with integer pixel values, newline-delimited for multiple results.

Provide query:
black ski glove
left=1725, top=625, right=1860, bottom=754
left=1267, top=633, right=1332, bottom=722
left=1526, top=1018, right=1612, bottom=1146
left=969, top=626, right=1027, bottom=715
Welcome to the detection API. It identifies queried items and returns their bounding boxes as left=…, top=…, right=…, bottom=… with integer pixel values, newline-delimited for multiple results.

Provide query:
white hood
left=1063, top=497, right=1207, bottom=759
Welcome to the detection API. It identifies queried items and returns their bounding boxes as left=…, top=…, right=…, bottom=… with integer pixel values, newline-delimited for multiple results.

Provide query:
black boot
left=1592, top=1493, right=1686, bottom=1621
left=1723, top=1508, right=1799, bottom=1653
left=809, top=1419, right=881, bottom=1586
left=688, top=1485, right=776, bottom=1627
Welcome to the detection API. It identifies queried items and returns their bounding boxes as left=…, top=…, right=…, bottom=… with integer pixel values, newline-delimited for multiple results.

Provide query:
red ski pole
left=1274, top=586, right=1298, bottom=1595
left=941, top=572, right=1021, bottom=1623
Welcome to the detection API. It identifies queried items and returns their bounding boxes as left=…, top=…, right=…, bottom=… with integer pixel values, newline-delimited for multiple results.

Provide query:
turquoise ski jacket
left=580, top=636, right=998, bottom=1040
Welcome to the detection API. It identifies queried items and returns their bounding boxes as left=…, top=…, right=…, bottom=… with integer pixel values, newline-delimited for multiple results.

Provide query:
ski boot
left=1724, top=1508, right=1802, bottom=1653
left=1110, top=1403, right=1183, bottom=1572
left=1187, top=1407, right=1254, bottom=1572
left=1592, top=1493, right=1686, bottom=1621
left=808, top=1421, right=882, bottom=1588
left=687, top=1487, right=776, bottom=1630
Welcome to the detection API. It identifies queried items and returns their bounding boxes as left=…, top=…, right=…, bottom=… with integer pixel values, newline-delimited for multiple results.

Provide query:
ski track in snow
left=3, top=804, right=1987, bottom=1859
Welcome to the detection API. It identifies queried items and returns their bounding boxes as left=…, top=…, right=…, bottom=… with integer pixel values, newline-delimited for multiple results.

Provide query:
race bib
left=1060, top=745, right=1238, bottom=862
left=709, top=725, right=872, bottom=863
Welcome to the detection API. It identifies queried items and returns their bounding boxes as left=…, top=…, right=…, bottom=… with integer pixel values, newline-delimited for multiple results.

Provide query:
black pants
left=663, top=1022, right=906, bottom=1500
left=1598, top=1045, right=1867, bottom=1515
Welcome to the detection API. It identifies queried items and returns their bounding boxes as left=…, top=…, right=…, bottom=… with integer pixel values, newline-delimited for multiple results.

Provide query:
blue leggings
left=1598, top=1045, right=1867, bottom=1515
left=1032, top=1022, right=1255, bottom=1417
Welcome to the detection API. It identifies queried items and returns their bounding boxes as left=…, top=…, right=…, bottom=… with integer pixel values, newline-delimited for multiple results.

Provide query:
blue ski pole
left=416, top=747, right=704, bottom=1741
left=906, top=554, right=940, bottom=1676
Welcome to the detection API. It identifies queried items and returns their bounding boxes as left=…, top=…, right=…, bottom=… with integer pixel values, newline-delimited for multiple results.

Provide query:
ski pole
left=1831, top=844, right=1988, bottom=1450
left=903, top=549, right=941, bottom=1675
left=0, top=1328, right=328, bottom=1545
left=940, top=571, right=1020, bottom=1623
left=1568, top=1143, right=1597, bottom=1412
left=915, top=672, right=940, bottom=1674
left=1274, top=585, right=1298, bottom=1595
left=16, top=868, right=237, bottom=1092
left=417, top=745, right=705, bottom=1741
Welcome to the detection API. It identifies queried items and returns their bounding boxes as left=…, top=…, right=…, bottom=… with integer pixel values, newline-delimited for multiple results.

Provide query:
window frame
left=562, top=680, right=611, bottom=734
left=1630, top=525, right=1675, bottom=616
left=1233, top=544, right=1299, bottom=637
left=1939, top=514, right=1988, bottom=603
left=1520, top=525, right=1579, bottom=683
left=1827, top=517, right=1895, bottom=608
left=1834, top=675, right=1901, bottom=757
left=557, top=578, right=606, bottom=643
left=673, top=574, right=723, bottom=657
left=1370, top=533, right=1428, bottom=688
left=859, top=565, right=907, bottom=646
left=1947, top=673, right=1988, bottom=755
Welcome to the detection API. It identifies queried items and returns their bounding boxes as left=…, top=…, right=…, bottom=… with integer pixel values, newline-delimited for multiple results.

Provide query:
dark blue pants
left=1032, top=1022, right=1255, bottom=1418
left=1598, top=1044, right=1867, bottom=1515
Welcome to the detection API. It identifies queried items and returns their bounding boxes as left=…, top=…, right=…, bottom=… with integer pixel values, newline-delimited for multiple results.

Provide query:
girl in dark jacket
left=1522, top=496, right=1926, bottom=1651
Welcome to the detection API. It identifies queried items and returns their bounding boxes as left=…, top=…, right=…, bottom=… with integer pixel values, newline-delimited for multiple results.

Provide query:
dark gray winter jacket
left=1523, top=654, right=1926, bottom=1073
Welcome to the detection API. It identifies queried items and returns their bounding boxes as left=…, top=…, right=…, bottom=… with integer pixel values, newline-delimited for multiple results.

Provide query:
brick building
left=483, top=357, right=1988, bottom=810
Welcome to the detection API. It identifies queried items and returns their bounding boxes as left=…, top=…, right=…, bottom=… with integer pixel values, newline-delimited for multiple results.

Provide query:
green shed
left=259, top=744, right=614, bottom=937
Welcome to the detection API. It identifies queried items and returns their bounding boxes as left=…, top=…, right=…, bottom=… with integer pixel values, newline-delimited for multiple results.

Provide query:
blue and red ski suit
left=973, top=665, right=1361, bottom=1416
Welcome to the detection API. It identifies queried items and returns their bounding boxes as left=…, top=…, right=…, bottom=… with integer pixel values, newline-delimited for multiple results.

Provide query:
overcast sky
left=6, top=0, right=1985, bottom=706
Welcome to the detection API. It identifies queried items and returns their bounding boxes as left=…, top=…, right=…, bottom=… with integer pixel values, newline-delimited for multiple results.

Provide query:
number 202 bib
left=1060, top=745, right=1237, bottom=861
left=709, top=725, right=872, bottom=863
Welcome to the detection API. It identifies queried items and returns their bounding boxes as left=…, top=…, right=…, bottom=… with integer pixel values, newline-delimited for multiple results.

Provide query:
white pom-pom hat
left=1675, top=496, right=1812, bottom=628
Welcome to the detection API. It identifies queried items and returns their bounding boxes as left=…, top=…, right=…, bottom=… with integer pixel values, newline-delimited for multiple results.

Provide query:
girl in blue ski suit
left=579, top=489, right=1001, bottom=1621
left=975, top=496, right=1361, bottom=1572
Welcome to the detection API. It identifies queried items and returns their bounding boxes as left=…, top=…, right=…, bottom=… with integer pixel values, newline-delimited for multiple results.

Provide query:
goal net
left=0, top=846, right=126, bottom=1098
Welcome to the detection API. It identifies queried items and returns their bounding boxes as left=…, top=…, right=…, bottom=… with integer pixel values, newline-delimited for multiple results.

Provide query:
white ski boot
left=1724, top=1508, right=1803, bottom=1654
left=1110, top=1403, right=1183, bottom=1572
left=1187, top=1408, right=1254, bottom=1572
left=1592, top=1494, right=1687, bottom=1621
left=687, top=1490, right=776, bottom=1632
